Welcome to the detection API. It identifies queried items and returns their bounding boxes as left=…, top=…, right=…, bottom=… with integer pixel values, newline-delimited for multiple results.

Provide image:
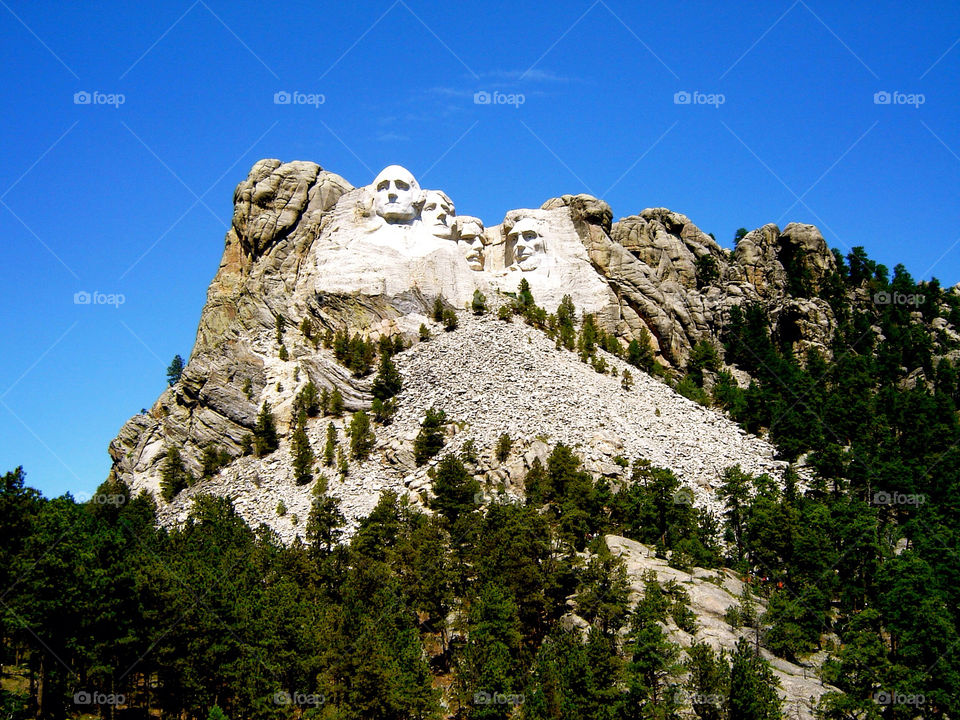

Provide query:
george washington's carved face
left=421, top=190, right=455, bottom=239
left=508, top=217, right=545, bottom=271
left=373, top=165, right=421, bottom=223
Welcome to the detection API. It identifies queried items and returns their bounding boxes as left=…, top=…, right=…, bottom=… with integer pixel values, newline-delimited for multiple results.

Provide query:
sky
left=1, top=0, right=959, bottom=498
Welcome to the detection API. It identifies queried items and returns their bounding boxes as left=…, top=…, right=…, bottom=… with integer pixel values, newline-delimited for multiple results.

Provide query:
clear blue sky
left=2, top=0, right=959, bottom=498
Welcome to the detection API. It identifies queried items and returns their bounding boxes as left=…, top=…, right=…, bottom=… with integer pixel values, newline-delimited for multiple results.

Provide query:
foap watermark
left=874, top=690, right=925, bottom=707
left=273, top=91, right=325, bottom=108
left=273, top=691, right=325, bottom=707
left=872, top=491, right=926, bottom=507
left=473, top=691, right=524, bottom=706
left=672, top=487, right=695, bottom=506
left=674, top=90, right=725, bottom=108
left=873, top=291, right=925, bottom=307
left=874, top=91, right=925, bottom=108
left=74, top=691, right=125, bottom=706
left=74, top=290, right=125, bottom=308
left=474, top=90, right=525, bottom=108
left=75, top=491, right=127, bottom=506
left=74, top=91, right=125, bottom=108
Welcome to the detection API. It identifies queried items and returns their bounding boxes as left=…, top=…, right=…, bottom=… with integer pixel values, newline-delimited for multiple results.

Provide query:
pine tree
left=293, top=381, right=321, bottom=417
left=429, top=454, right=479, bottom=525
left=207, top=705, right=229, bottom=720
left=627, top=328, right=656, bottom=372
left=160, top=446, right=192, bottom=501
left=349, top=411, right=375, bottom=460
left=728, top=638, right=781, bottom=719
left=496, top=433, right=512, bottom=462
left=166, top=354, right=185, bottom=386
left=443, top=308, right=458, bottom=331
left=253, top=401, right=279, bottom=457
left=323, top=422, right=338, bottom=466
left=432, top=296, right=445, bottom=322
left=306, top=486, right=345, bottom=554
left=472, top=289, right=487, bottom=315
left=556, top=294, right=577, bottom=350
left=291, top=413, right=315, bottom=485
left=329, top=388, right=344, bottom=415
left=371, top=350, right=402, bottom=401
left=413, top=407, right=447, bottom=465
left=419, top=323, right=431, bottom=341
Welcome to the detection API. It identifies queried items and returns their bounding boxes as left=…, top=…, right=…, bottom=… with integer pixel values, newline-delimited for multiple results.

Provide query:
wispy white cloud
left=377, top=132, right=411, bottom=143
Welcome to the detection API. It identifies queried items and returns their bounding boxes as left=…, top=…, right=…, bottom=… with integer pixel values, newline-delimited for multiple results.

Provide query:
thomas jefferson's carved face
left=373, top=165, right=421, bottom=223
left=508, top=217, right=545, bottom=271
left=421, top=191, right=455, bottom=239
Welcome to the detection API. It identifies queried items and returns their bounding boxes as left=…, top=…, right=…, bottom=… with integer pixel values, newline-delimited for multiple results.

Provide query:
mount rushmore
left=109, top=157, right=840, bottom=500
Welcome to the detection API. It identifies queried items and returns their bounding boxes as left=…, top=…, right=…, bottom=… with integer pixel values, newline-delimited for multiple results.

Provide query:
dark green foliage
left=252, top=401, right=279, bottom=457
left=200, top=445, right=231, bottom=478
left=728, top=639, right=781, bottom=719
left=333, top=328, right=377, bottom=376
left=432, top=296, right=445, bottom=322
left=207, top=705, right=229, bottom=720
left=556, top=294, right=577, bottom=350
left=299, top=317, right=313, bottom=339
left=442, top=308, right=458, bottom=331
left=371, top=349, right=402, bottom=401
left=349, top=410, right=375, bottom=460
left=684, top=643, right=728, bottom=720
left=496, top=432, right=512, bottom=462
left=293, top=380, right=321, bottom=417
left=627, top=328, right=656, bottom=372
left=687, top=339, right=720, bottom=387
left=472, top=288, right=487, bottom=315
left=695, top=253, right=719, bottom=288
left=160, top=446, right=193, bottom=501
left=419, top=323, right=431, bottom=341
left=621, top=368, right=634, bottom=390
left=328, top=387, right=344, bottom=415
left=291, top=413, right=315, bottom=485
left=323, top=422, right=338, bottom=466
left=166, top=353, right=185, bottom=385
left=734, top=227, right=748, bottom=242
left=429, top=454, right=479, bottom=527
left=371, top=397, right=397, bottom=425
left=275, top=314, right=285, bottom=344
left=413, top=407, right=447, bottom=465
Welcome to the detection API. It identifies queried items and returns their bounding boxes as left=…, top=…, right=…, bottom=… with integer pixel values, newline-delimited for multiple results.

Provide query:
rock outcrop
left=605, top=535, right=839, bottom=720
left=109, top=157, right=842, bottom=510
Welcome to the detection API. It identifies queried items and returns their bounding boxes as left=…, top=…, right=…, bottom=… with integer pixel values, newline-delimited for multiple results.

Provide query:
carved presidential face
left=421, top=191, right=455, bottom=239
left=373, top=165, right=421, bottom=223
left=508, top=217, right=545, bottom=271
left=455, top=216, right=485, bottom=271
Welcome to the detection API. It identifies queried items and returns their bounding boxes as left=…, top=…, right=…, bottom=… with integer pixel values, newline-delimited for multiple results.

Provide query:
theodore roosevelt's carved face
left=508, top=217, right=545, bottom=271
left=455, top=216, right=485, bottom=270
left=421, top=190, right=455, bottom=239
left=373, top=165, right=421, bottom=223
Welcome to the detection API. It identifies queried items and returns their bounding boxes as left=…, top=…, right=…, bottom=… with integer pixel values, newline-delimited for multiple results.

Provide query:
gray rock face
left=109, top=157, right=842, bottom=505
left=605, top=535, right=839, bottom=720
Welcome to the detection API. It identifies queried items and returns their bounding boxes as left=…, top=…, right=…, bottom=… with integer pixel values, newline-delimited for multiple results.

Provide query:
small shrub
left=442, top=308, right=458, bottom=331
left=496, top=433, right=512, bottom=462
